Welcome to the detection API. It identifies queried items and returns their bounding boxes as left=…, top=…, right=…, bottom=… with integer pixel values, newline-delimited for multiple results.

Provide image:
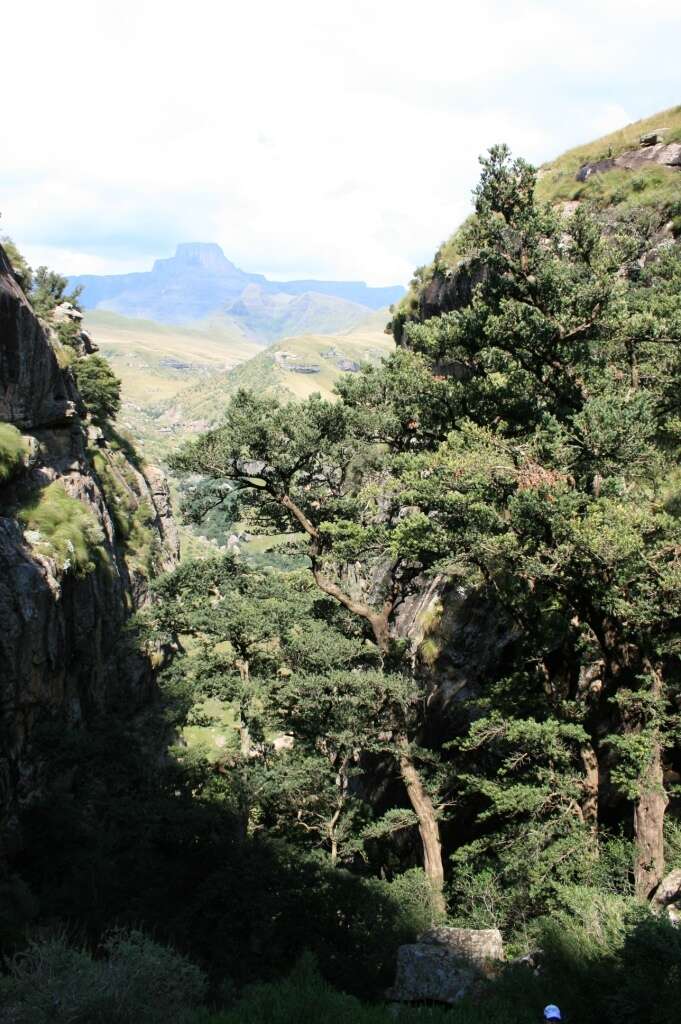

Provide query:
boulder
left=615, top=142, right=681, bottom=172
left=387, top=927, right=503, bottom=1004
left=420, top=926, right=504, bottom=963
left=576, top=142, right=681, bottom=184
left=651, top=868, right=679, bottom=909
left=53, top=301, right=84, bottom=323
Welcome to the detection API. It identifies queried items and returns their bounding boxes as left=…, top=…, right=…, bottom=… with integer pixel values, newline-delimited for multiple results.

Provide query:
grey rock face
left=143, top=463, right=181, bottom=571
left=388, top=927, right=503, bottom=1004
left=388, top=943, right=476, bottom=1004
left=0, top=247, right=80, bottom=430
left=0, top=242, right=179, bottom=854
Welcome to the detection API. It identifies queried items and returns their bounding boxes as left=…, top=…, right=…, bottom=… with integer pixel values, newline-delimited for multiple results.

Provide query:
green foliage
left=1, top=235, right=33, bottom=292
left=55, top=318, right=81, bottom=349
left=143, top=557, right=440, bottom=869
left=0, top=929, right=207, bottom=1023
left=535, top=893, right=681, bottom=1024
left=17, top=481, right=108, bottom=575
left=91, top=448, right=161, bottom=577
left=13, top=696, right=435, bottom=998
left=29, top=264, right=82, bottom=317
left=73, top=354, right=122, bottom=422
left=0, top=422, right=28, bottom=483
left=9, top=130, right=681, bottom=1022
left=197, top=954, right=450, bottom=1024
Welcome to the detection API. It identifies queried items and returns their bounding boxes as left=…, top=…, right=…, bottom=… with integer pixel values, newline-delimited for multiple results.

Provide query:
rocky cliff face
left=0, top=243, right=179, bottom=856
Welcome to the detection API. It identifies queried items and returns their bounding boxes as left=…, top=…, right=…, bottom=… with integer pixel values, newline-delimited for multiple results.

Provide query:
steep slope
left=391, top=104, right=681, bottom=339
left=68, top=242, right=405, bottom=332
left=0, top=243, right=178, bottom=850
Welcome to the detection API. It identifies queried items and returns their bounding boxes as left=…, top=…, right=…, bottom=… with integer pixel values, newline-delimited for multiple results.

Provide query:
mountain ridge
left=69, top=242, right=405, bottom=336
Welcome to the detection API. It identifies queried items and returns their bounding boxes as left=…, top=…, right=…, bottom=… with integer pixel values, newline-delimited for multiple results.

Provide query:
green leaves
left=72, top=355, right=122, bottom=423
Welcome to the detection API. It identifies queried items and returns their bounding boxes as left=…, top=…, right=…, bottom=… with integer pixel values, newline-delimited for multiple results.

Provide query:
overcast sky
left=2, top=1, right=680, bottom=286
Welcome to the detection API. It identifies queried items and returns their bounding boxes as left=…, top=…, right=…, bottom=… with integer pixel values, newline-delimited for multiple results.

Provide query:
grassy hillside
left=159, top=317, right=394, bottom=428
left=83, top=309, right=393, bottom=563
left=536, top=103, right=681, bottom=208
left=85, top=310, right=261, bottom=462
left=393, top=105, right=681, bottom=322
left=214, top=286, right=379, bottom=342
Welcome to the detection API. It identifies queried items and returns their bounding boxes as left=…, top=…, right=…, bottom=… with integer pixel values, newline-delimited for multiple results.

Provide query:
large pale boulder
left=420, top=926, right=504, bottom=963
left=388, top=927, right=504, bottom=1004
left=652, top=869, right=681, bottom=922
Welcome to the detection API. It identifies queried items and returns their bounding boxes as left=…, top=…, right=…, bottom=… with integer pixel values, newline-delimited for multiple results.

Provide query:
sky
left=2, top=0, right=680, bottom=287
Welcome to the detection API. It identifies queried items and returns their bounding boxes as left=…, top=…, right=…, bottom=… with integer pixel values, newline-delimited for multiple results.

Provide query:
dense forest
left=2, top=137, right=681, bottom=1022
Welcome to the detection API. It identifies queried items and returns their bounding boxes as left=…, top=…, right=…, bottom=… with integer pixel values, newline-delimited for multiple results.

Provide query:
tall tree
left=392, top=147, right=681, bottom=898
left=170, top=406, right=450, bottom=906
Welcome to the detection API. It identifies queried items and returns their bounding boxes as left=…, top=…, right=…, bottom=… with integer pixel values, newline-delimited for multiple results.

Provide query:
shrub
left=196, top=954, right=451, bottom=1024
left=72, top=355, right=122, bottom=422
left=535, top=889, right=681, bottom=1024
left=55, top=319, right=81, bottom=349
left=615, top=910, right=681, bottom=1024
left=29, top=265, right=82, bottom=317
left=90, top=449, right=161, bottom=577
left=0, top=423, right=28, bottom=484
left=17, top=481, right=107, bottom=575
left=0, top=929, right=207, bottom=1024
left=1, top=236, right=33, bottom=293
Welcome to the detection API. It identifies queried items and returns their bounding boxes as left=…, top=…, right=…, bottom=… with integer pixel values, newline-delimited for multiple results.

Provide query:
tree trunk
left=328, top=756, right=350, bottom=868
left=634, top=735, right=668, bottom=899
left=238, top=659, right=251, bottom=758
left=398, top=739, right=445, bottom=917
left=634, top=661, right=668, bottom=900
left=579, top=742, right=600, bottom=837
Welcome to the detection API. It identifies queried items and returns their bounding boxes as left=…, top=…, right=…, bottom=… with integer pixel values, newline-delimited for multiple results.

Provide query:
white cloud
left=1, top=0, right=679, bottom=285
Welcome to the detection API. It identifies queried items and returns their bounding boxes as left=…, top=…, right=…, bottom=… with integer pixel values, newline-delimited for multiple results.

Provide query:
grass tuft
left=17, top=480, right=108, bottom=575
left=0, top=423, right=29, bottom=483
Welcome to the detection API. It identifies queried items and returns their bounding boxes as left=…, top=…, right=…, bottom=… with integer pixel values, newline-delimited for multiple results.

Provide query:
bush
left=0, top=423, right=28, bottom=484
left=195, top=954, right=451, bottom=1024
left=1, top=236, right=33, bottom=293
left=29, top=265, right=82, bottom=317
left=55, top=319, right=81, bottom=349
left=615, top=910, right=681, bottom=1024
left=0, top=929, right=207, bottom=1024
left=17, top=480, right=108, bottom=575
left=535, top=889, right=681, bottom=1024
left=72, top=355, right=122, bottom=422
left=91, top=449, right=161, bottom=576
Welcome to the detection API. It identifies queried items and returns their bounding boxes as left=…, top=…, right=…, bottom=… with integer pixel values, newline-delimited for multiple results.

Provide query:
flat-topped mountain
left=69, top=242, right=405, bottom=338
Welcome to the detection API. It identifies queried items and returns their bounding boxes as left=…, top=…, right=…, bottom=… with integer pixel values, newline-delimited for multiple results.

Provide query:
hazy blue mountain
left=69, top=243, right=405, bottom=337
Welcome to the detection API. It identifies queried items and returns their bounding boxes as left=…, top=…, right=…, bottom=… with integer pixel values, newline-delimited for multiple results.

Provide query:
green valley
left=3, top=86, right=681, bottom=1024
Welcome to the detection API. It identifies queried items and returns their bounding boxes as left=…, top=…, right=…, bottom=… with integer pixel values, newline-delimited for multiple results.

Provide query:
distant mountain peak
left=68, top=244, right=406, bottom=330
left=153, top=242, right=240, bottom=276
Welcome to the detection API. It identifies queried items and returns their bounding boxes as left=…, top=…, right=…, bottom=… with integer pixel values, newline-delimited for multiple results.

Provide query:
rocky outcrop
left=388, top=927, right=503, bottom=1004
left=392, top=259, right=485, bottom=345
left=576, top=142, right=681, bottom=182
left=141, top=462, right=180, bottom=572
left=0, top=247, right=81, bottom=430
left=0, top=242, right=178, bottom=857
